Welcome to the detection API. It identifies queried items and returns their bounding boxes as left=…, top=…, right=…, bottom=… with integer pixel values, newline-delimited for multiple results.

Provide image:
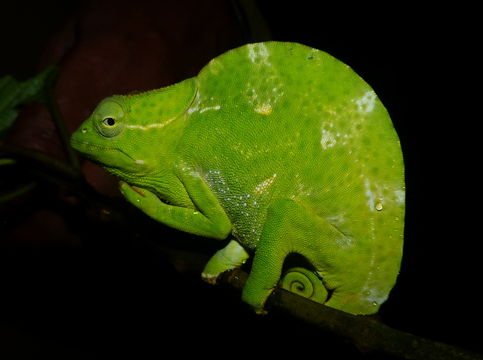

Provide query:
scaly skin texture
left=71, top=42, right=405, bottom=315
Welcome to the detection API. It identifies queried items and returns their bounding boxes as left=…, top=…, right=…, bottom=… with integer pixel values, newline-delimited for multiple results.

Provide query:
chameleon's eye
left=93, top=100, right=125, bottom=138
left=103, top=117, right=116, bottom=126
left=97, top=115, right=124, bottom=138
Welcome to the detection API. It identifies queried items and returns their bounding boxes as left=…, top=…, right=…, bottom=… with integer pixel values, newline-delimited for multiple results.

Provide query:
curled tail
left=280, top=267, right=328, bottom=304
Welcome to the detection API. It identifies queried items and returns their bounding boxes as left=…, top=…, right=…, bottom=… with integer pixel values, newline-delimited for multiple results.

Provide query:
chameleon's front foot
left=201, top=240, right=249, bottom=285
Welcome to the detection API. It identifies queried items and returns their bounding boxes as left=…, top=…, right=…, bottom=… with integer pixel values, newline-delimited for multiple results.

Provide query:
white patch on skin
left=326, top=214, right=352, bottom=248
left=207, top=58, right=224, bottom=75
left=199, top=105, right=221, bottom=113
left=247, top=43, right=271, bottom=66
left=188, top=91, right=221, bottom=115
left=245, top=44, right=285, bottom=116
left=326, top=214, right=346, bottom=227
left=320, top=128, right=336, bottom=149
left=356, top=91, right=376, bottom=113
left=125, top=117, right=175, bottom=130
left=134, top=159, right=145, bottom=165
left=187, top=91, right=201, bottom=114
left=361, top=287, right=388, bottom=307
left=336, top=236, right=353, bottom=248
left=254, top=103, right=272, bottom=115
left=254, top=174, right=277, bottom=195
left=394, top=189, right=405, bottom=204
left=364, top=179, right=376, bottom=212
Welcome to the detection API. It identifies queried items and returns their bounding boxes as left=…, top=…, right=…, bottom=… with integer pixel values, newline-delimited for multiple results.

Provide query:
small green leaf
left=0, top=66, right=58, bottom=139
left=0, top=109, right=19, bottom=137
left=0, top=76, right=21, bottom=113
left=18, top=65, right=58, bottom=105
left=0, top=158, right=16, bottom=166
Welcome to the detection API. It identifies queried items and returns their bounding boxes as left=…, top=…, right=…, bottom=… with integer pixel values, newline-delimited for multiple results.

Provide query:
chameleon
left=70, top=42, right=404, bottom=315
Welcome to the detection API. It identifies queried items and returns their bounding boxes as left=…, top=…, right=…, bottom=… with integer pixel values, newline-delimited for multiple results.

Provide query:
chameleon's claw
left=254, top=308, right=268, bottom=316
left=201, top=272, right=219, bottom=285
left=132, top=186, right=146, bottom=196
left=202, top=240, right=249, bottom=286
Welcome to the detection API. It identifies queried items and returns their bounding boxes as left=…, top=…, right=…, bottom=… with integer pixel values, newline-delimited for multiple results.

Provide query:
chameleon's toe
left=201, top=272, right=219, bottom=285
left=242, top=286, right=273, bottom=315
left=201, top=240, right=249, bottom=286
left=254, top=308, right=268, bottom=316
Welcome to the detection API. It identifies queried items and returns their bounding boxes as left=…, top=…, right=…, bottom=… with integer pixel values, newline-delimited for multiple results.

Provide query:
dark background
left=0, top=1, right=479, bottom=359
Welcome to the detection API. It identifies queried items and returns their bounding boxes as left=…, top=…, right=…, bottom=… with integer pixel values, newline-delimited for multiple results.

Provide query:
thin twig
left=0, top=181, right=37, bottom=203
left=44, top=70, right=80, bottom=170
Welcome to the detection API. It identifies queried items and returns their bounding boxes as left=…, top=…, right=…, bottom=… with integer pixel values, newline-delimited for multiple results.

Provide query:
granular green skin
left=71, top=42, right=405, bottom=315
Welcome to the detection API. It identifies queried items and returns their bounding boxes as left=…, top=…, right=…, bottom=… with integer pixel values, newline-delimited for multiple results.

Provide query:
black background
left=0, top=1, right=480, bottom=359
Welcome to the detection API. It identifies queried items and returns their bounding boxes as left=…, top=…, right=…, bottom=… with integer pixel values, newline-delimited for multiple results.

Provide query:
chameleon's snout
left=70, top=121, right=97, bottom=153
left=70, top=127, right=85, bottom=150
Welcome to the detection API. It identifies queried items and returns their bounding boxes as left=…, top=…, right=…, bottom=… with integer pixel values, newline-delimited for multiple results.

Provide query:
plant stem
left=0, top=181, right=36, bottom=203
left=44, top=69, right=80, bottom=170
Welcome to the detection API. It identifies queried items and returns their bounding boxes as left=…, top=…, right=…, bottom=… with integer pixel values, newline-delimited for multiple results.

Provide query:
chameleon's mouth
left=70, top=138, right=116, bottom=152
left=70, top=138, right=136, bottom=164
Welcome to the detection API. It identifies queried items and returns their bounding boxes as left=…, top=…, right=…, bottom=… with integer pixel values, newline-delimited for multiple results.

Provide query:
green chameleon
left=71, top=42, right=404, bottom=315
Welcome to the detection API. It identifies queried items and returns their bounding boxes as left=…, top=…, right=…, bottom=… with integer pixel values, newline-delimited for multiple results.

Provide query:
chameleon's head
left=71, top=78, right=196, bottom=176
left=70, top=96, right=157, bottom=175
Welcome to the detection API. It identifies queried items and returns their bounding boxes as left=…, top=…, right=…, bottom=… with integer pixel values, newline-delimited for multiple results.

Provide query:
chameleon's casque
left=71, top=42, right=405, bottom=315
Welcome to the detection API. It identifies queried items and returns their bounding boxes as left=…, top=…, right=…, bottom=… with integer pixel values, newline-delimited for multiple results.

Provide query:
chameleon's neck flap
left=125, top=77, right=197, bottom=127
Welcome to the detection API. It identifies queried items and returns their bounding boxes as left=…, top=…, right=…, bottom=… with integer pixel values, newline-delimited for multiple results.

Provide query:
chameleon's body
left=71, top=42, right=404, bottom=315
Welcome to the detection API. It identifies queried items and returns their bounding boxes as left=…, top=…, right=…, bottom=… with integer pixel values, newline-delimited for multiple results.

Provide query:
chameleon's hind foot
left=201, top=240, right=249, bottom=285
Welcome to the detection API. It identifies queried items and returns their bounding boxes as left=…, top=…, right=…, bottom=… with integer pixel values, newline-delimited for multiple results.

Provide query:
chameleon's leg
left=242, top=198, right=346, bottom=314
left=119, top=165, right=232, bottom=240
left=201, top=240, right=249, bottom=284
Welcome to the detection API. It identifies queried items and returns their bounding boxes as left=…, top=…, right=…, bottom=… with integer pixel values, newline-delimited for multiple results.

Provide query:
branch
left=217, top=269, right=482, bottom=360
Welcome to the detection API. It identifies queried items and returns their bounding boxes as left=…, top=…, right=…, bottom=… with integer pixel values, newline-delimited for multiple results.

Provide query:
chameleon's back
left=179, top=42, right=404, bottom=311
